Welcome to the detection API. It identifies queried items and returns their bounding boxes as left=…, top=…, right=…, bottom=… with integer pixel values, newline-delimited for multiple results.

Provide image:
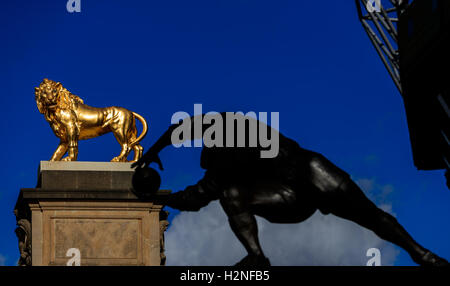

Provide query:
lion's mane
left=35, top=79, right=85, bottom=137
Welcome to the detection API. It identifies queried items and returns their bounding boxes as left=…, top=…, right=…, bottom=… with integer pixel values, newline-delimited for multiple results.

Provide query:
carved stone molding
left=159, top=210, right=170, bottom=266
left=14, top=198, right=32, bottom=266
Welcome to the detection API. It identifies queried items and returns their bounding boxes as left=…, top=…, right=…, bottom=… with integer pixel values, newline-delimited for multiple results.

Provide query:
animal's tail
left=130, top=112, right=148, bottom=147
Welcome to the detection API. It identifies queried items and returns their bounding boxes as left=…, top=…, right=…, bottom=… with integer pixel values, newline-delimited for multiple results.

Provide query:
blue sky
left=1, top=0, right=449, bottom=266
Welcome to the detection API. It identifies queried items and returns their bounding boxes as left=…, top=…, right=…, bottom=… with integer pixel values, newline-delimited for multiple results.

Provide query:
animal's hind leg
left=127, top=124, right=142, bottom=163
left=111, top=129, right=131, bottom=162
left=131, top=144, right=143, bottom=163
left=321, top=179, right=448, bottom=265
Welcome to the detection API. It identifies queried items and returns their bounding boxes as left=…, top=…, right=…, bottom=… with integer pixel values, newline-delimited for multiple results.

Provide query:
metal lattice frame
left=355, top=0, right=409, bottom=93
left=437, top=93, right=450, bottom=170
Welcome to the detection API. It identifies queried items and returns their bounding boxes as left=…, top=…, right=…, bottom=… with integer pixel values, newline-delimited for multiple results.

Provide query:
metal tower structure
left=355, top=0, right=407, bottom=93
left=355, top=0, right=450, bottom=188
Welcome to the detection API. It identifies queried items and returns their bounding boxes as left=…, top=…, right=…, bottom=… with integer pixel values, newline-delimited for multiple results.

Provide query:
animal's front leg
left=50, top=141, right=68, bottom=161
left=62, top=145, right=78, bottom=161
left=61, top=120, right=79, bottom=161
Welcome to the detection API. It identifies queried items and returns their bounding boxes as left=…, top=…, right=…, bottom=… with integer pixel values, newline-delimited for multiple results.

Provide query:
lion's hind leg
left=130, top=144, right=144, bottom=163
left=125, top=115, right=144, bottom=163
left=111, top=127, right=132, bottom=162
left=111, top=109, right=139, bottom=162
left=127, top=124, right=143, bottom=163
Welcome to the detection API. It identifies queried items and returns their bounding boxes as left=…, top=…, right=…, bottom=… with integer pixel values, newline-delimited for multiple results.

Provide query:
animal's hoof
left=234, top=255, right=271, bottom=267
left=417, top=251, right=449, bottom=266
left=111, top=157, right=121, bottom=162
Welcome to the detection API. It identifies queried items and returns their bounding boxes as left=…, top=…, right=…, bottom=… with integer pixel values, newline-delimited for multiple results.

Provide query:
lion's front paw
left=61, top=156, right=76, bottom=161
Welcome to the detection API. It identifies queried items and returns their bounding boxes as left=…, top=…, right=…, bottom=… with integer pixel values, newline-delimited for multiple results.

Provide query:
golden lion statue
left=35, top=78, right=148, bottom=162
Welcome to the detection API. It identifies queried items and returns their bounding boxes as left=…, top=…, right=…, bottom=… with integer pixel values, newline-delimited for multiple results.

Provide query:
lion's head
left=35, top=78, right=84, bottom=114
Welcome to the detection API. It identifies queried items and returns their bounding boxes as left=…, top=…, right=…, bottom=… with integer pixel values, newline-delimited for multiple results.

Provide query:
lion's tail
left=130, top=112, right=148, bottom=147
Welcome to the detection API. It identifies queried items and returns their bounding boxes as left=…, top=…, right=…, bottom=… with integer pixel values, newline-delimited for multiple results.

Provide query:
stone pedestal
left=14, top=161, right=170, bottom=266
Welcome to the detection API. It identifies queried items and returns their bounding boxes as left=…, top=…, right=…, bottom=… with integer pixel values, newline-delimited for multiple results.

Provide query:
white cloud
left=165, top=179, right=400, bottom=266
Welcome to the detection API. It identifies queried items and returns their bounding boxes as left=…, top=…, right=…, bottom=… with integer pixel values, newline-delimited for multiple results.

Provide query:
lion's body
left=35, top=78, right=147, bottom=162
left=73, top=105, right=133, bottom=140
